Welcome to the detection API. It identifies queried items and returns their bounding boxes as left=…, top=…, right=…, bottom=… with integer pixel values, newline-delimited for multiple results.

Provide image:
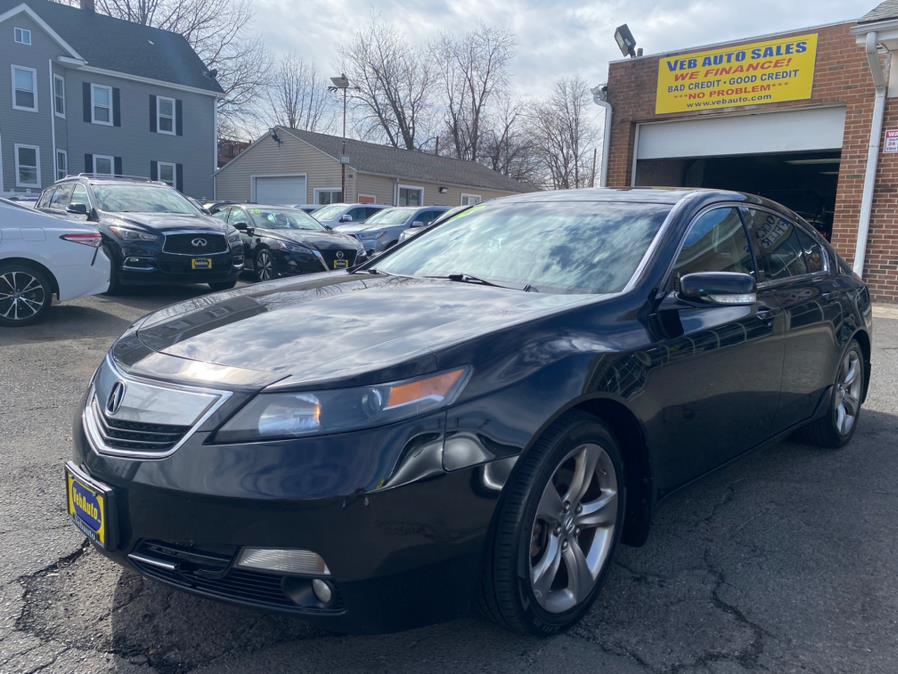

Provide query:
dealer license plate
left=333, top=259, right=349, bottom=269
left=192, top=258, right=212, bottom=270
left=65, top=463, right=109, bottom=548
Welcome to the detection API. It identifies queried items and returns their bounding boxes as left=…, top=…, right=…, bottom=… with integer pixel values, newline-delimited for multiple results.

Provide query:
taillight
left=60, top=232, right=102, bottom=248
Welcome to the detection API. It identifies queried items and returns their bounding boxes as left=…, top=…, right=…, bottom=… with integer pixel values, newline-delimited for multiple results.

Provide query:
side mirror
left=246, top=226, right=255, bottom=237
left=233, top=222, right=247, bottom=231
left=410, top=220, right=424, bottom=228
left=340, top=214, right=353, bottom=223
left=678, top=272, right=756, bottom=306
left=67, top=203, right=88, bottom=216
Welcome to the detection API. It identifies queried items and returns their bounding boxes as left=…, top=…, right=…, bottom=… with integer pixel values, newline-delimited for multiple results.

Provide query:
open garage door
left=634, top=108, right=846, bottom=239
left=253, top=176, right=307, bottom=205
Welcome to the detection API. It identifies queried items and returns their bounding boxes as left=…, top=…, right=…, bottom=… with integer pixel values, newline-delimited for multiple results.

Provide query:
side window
left=230, top=208, right=249, bottom=227
left=213, top=208, right=230, bottom=223
left=49, top=183, right=74, bottom=210
left=70, top=183, right=89, bottom=209
left=365, top=207, right=381, bottom=219
left=672, top=208, right=756, bottom=280
left=349, top=207, right=367, bottom=221
left=793, top=227, right=826, bottom=274
left=37, top=188, right=56, bottom=209
left=419, top=210, right=440, bottom=224
left=744, top=209, right=808, bottom=280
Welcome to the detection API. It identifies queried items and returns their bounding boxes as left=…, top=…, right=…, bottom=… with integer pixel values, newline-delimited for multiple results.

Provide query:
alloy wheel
left=834, top=349, right=862, bottom=436
left=0, top=271, right=46, bottom=322
left=256, top=250, right=273, bottom=281
left=529, top=443, right=618, bottom=613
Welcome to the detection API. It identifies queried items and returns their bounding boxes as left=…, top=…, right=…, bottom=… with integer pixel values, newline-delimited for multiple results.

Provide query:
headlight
left=215, top=367, right=470, bottom=443
left=109, top=225, right=159, bottom=242
left=227, top=227, right=241, bottom=244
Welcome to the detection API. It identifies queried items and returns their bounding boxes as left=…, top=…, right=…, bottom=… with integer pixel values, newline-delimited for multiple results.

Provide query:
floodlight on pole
left=329, top=73, right=350, bottom=201
left=614, top=24, right=637, bottom=58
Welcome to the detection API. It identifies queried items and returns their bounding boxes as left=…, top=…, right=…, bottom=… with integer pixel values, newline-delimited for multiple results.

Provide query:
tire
left=0, top=262, right=53, bottom=327
left=208, top=280, right=237, bottom=291
left=103, top=244, right=122, bottom=295
left=795, top=340, right=865, bottom=449
left=254, top=248, right=274, bottom=282
left=480, top=411, right=626, bottom=635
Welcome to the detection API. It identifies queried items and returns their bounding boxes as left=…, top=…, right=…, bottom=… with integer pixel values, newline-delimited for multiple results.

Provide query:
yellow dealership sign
left=656, top=33, right=818, bottom=115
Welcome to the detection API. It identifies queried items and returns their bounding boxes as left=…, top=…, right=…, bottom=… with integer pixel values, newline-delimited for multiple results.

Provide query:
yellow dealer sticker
left=656, top=33, right=818, bottom=115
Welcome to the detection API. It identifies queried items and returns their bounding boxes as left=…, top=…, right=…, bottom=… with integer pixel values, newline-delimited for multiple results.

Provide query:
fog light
left=311, top=578, right=334, bottom=605
left=235, top=547, right=330, bottom=576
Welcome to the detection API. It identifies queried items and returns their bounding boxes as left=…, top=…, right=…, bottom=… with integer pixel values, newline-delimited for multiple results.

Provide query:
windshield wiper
left=352, top=267, right=392, bottom=276
left=427, top=273, right=534, bottom=291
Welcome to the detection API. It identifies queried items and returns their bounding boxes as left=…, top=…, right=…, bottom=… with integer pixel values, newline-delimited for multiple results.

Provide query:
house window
left=157, top=161, right=176, bottom=187
left=53, top=75, right=65, bottom=117
left=14, top=144, right=40, bottom=188
left=14, top=27, right=31, bottom=45
left=315, top=188, right=342, bottom=205
left=460, top=193, right=482, bottom=206
left=398, top=185, right=423, bottom=207
left=56, top=149, right=67, bottom=180
left=11, top=65, right=37, bottom=111
left=91, top=84, right=113, bottom=125
left=157, top=96, right=176, bottom=134
left=93, top=154, right=114, bottom=176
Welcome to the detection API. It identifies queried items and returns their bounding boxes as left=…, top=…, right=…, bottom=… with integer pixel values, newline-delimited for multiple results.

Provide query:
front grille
left=163, top=233, right=228, bottom=254
left=130, top=541, right=343, bottom=613
left=91, top=398, right=189, bottom=453
left=319, top=249, right=357, bottom=268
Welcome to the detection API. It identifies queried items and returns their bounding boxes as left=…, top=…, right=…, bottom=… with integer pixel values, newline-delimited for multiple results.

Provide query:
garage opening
left=635, top=151, right=840, bottom=239
left=634, top=107, right=846, bottom=240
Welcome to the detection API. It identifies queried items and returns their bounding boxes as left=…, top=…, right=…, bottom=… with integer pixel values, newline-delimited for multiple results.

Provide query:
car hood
left=101, top=212, right=226, bottom=233
left=126, top=274, right=600, bottom=390
left=261, top=228, right=360, bottom=250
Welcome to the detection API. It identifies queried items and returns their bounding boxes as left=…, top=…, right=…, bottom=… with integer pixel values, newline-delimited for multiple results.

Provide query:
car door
left=648, top=206, right=785, bottom=490
left=742, top=207, right=842, bottom=428
left=224, top=207, right=258, bottom=265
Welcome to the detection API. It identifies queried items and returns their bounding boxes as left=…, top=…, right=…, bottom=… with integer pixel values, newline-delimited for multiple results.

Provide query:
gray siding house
left=216, top=127, right=535, bottom=207
left=0, top=0, right=222, bottom=198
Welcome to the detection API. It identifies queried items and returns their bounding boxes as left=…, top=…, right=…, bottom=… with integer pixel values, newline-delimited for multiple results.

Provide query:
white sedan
left=0, top=199, right=110, bottom=326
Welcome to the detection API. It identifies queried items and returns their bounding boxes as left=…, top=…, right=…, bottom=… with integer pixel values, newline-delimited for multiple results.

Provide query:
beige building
left=214, top=126, right=533, bottom=207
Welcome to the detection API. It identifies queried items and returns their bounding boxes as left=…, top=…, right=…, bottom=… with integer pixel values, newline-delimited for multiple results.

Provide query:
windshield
left=364, top=208, right=414, bottom=226
left=249, top=207, right=325, bottom=231
left=372, top=201, right=671, bottom=294
left=312, top=204, right=346, bottom=220
left=93, top=185, right=200, bottom=214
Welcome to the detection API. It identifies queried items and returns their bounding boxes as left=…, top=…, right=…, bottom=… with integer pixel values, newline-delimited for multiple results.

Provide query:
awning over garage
left=636, top=107, right=847, bottom=160
left=253, top=176, right=307, bottom=205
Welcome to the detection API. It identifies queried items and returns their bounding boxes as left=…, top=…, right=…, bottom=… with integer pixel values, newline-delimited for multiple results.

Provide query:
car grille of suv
left=319, top=249, right=358, bottom=268
left=90, top=398, right=189, bottom=453
left=130, top=541, right=344, bottom=613
left=163, top=233, right=228, bottom=254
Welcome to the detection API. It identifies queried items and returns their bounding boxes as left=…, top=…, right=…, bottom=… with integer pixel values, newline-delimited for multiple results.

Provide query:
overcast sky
left=250, top=0, right=876, bottom=101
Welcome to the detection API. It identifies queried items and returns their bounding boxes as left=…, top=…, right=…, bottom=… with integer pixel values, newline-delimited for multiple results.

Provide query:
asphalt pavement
left=1, top=286, right=896, bottom=673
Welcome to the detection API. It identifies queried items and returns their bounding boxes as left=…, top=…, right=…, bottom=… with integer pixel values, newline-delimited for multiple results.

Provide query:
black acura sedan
left=66, top=188, right=872, bottom=635
left=36, top=177, right=243, bottom=292
left=213, top=204, right=367, bottom=281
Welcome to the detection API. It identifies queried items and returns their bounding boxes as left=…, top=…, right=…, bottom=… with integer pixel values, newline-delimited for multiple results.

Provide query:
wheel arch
left=851, top=328, right=872, bottom=403
left=0, top=257, right=60, bottom=298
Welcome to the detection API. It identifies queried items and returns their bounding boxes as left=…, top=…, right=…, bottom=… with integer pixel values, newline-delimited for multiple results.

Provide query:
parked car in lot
left=311, top=203, right=388, bottom=229
left=292, top=204, right=321, bottom=214
left=0, top=198, right=109, bottom=326
left=336, top=206, right=450, bottom=254
left=397, top=205, right=469, bottom=243
left=37, top=176, right=244, bottom=293
left=66, top=188, right=871, bottom=635
left=214, top=204, right=366, bottom=281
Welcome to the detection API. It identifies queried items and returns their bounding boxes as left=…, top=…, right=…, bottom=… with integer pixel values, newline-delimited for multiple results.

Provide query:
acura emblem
left=335, top=251, right=344, bottom=259
left=106, top=381, right=126, bottom=415
left=191, top=237, right=207, bottom=248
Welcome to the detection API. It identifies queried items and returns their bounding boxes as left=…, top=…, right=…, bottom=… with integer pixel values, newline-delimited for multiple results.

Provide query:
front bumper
left=70, top=390, right=500, bottom=633
left=117, top=249, right=243, bottom=285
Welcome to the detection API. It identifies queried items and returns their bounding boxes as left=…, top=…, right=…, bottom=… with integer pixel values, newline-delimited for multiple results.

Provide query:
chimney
left=81, top=0, right=95, bottom=12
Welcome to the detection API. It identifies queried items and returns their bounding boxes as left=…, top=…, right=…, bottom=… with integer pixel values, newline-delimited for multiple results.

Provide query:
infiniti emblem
left=106, top=381, right=126, bottom=415
left=191, top=237, right=208, bottom=248
left=335, top=251, right=345, bottom=259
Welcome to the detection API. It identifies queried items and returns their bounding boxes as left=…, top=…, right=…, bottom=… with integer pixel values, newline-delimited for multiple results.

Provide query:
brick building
left=603, top=1, right=898, bottom=302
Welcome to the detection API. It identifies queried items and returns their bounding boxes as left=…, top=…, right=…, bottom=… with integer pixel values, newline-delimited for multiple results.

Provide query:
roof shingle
left=860, top=0, right=898, bottom=24
left=282, top=127, right=534, bottom=194
left=0, top=0, right=222, bottom=93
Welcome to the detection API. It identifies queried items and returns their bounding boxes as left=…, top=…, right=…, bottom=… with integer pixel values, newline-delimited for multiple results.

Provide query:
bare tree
left=480, top=98, right=540, bottom=184
left=343, top=20, right=434, bottom=150
left=434, top=26, right=514, bottom=162
left=529, top=77, right=598, bottom=190
left=55, top=0, right=269, bottom=133
left=266, top=54, right=333, bottom=132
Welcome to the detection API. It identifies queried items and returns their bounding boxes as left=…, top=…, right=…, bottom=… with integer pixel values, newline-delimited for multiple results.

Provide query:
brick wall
left=606, top=22, right=898, bottom=301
